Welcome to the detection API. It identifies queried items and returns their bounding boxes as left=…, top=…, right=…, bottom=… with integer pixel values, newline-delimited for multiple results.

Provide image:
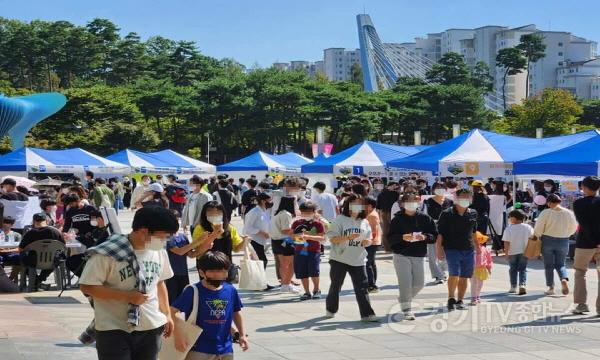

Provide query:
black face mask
left=206, top=278, right=224, bottom=287
left=265, top=202, right=274, bottom=209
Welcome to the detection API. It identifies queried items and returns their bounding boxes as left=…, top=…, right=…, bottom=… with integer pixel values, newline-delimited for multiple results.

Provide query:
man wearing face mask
left=436, top=189, right=479, bottom=311
left=66, top=209, right=110, bottom=279
left=63, top=194, right=97, bottom=240
left=79, top=206, right=179, bottom=360
left=181, top=177, right=212, bottom=234
left=131, top=175, right=152, bottom=210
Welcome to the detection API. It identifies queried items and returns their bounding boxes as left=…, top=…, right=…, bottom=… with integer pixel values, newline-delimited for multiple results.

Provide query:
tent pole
left=512, top=175, right=517, bottom=207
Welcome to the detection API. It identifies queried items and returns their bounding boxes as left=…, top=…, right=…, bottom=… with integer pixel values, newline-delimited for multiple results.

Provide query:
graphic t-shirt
left=291, top=219, right=324, bottom=253
left=79, top=247, right=173, bottom=332
left=326, top=215, right=372, bottom=266
left=172, top=282, right=243, bottom=355
left=63, top=205, right=96, bottom=237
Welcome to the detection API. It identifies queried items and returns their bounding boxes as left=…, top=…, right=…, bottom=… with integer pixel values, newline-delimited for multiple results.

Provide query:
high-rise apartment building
left=323, top=48, right=360, bottom=81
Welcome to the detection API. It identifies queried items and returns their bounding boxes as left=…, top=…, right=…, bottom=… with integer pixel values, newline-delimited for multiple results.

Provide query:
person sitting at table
left=40, top=199, right=58, bottom=228
left=63, top=194, right=96, bottom=240
left=0, top=216, right=22, bottom=282
left=65, top=209, right=110, bottom=277
left=19, top=213, right=64, bottom=291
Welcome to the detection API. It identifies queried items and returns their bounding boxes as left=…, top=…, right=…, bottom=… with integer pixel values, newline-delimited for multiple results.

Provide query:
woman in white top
left=243, top=192, right=272, bottom=270
left=325, top=194, right=377, bottom=322
left=534, top=194, right=578, bottom=296
left=269, top=196, right=299, bottom=293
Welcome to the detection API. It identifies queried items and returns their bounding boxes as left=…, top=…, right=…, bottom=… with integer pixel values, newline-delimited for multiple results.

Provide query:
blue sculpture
left=0, top=92, right=67, bottom=147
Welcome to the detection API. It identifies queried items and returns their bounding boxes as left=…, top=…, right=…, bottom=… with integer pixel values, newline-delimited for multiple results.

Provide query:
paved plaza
left=2, top=212, right=600, bottom=359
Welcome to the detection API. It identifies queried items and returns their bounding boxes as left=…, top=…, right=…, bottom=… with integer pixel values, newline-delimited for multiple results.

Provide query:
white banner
left=1, top=196, right=42, bottom=229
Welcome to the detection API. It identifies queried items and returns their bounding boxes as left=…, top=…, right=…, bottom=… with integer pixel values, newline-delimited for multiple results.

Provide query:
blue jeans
left=508, top=254, right=528, bottom=287
left=541, top=235, right=569, bottom=287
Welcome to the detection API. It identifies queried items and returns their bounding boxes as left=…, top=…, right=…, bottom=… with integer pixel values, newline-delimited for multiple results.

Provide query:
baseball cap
left=148, top=183, right=164, bottom=193
left=471, top=180, right=484, bottom=187
left=33, top=212, right=47, bottom=222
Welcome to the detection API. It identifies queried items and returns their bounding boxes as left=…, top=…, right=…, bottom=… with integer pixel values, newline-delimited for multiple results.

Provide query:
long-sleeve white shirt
left=243, top=206, right=271, bottom=246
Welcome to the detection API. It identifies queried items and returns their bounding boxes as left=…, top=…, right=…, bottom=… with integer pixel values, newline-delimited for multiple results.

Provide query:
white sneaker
left=508, top=287, right=517, bottom=294
left=544, top=288, right=555, bottom=296
left=403, top=311, right=416, bottom=320
left=280, top=285, right=300, bottom=294
left=325, top=311, right=335, bottom=319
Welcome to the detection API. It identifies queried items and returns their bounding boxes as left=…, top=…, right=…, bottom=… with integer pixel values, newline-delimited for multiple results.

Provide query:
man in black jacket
left=572, top=176, right=600, bottom=315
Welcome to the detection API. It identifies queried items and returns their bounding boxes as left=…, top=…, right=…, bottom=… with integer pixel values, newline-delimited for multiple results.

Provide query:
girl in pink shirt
left=471, top=232, right=492, bottom=305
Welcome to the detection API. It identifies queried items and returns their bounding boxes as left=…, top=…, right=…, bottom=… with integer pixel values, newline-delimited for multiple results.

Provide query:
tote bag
left=238, top=241, right=267, bottom=291
left=524, top=236, right=542, bottom=259
left=159, top=284, right=203, bottom=360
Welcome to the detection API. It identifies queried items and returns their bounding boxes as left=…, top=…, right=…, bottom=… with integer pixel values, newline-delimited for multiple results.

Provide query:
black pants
left=95, top=326, right=163, bottom=360
left=251, top=241, right=268, bottom=269
left=166, top=274, right=190, bottom=304
left=366, top=245, right=378, bottom=287
left=326, top=260, right=375, bottom=318
left=21, top=251, right=52, bottom=283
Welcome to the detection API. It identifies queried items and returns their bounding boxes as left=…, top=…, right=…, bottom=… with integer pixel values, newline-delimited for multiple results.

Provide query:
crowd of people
left=1, top=170, right=600, bottom=360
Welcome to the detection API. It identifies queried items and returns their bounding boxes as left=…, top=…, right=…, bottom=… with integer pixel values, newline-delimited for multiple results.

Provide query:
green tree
left=516, top=33, right=546, bottom=98
left=425, top=52, right=471, bottom=85
left=579, top=99, right=600, bottom=127
left=470, top=61, right=493, bottom=93
left=496, top=48, right=527, bottom=110
left=494, top=88, right=585, bottom=136
left=350, top=62, right=363, bottom=89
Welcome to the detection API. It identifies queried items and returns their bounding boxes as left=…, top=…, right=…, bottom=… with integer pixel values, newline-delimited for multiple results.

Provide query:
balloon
left=533, top=195, right=547, bottom=206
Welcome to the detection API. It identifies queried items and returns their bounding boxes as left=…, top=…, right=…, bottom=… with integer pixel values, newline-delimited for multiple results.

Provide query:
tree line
left=0, top=18, right=598, bottom=162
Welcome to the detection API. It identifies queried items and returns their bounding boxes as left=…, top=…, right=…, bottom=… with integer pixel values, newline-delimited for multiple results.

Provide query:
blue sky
left=1, top=0, right=598, bottom=67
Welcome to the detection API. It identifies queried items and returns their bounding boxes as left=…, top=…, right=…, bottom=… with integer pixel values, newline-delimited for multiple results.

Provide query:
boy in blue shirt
left=172, top=250, right=248, bottom=359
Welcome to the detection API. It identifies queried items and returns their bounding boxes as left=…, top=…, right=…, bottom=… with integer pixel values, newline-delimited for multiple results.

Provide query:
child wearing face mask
left=325, top=195, right=378, bottom=322
left=171, top=251, right=249, bottom=359
left=291, top=201, right=325, bottom=300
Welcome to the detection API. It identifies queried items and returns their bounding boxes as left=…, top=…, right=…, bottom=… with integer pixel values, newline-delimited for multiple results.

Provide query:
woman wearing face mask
left=132, top=175, right=153, bottom=210
left=423, top=183, right=453, bottom=284
left=388, top=193, right=437, bottom=320
left=469, top=180, right=490, bottom=234
left=325, top=195, right=378, bottom=322
left=122, top=177, right=133, bottom=210
left=190, top=202, right=246, bottom=282
left=243, top=193, right=273, bottom=273
left=269, top=196, right=300, bottom=293
left=140, top=183, right=169, bottom=209
left=534, top=194, right=578, bottom=296
left=69, top=185, right=90, bottom=206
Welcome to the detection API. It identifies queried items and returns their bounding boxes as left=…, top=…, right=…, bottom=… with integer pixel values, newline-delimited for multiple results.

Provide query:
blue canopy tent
left=271, top=152, right=313, bottom=170
left=0, top=147, right=130, bottom=177
left=387, top=129, right=600, bottom=177
left=107, top=149, right=178, bottom=174
left=301, top=141, right=422, bottom=177
left=217, top=151, right=287, bottom=175
left=147, top=150, right=216, bottom=174
left=514, top=131, right=600, bottom=176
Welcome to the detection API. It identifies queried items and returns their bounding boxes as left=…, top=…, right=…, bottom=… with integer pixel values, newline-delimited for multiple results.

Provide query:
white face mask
left=146, top=236, right=166, bottom=251
left=288, top=191, right=299, bottom=198
left=90, top=220, right=98, bottom=227
left=404, top=202, right=419, bottom=212
left=189, top=185, right=196, bottom=191
left=350, top=204, right=364, bottom=214
left=434, top=189, right=446, bottom=196
left=457, top=199, right=471, bottom=208
left=207, top=216, right=223, bottom=225
left=61, top=189, right=69, bottom=195
left=375, top=184, right=384, bottom=190
left=301, top=215, right=314, bottom=221
left=298, top=190, right=306, bottom=198
left=143, top=180, right=150, bottom=186
left=544, top=186, right=552, bottom=192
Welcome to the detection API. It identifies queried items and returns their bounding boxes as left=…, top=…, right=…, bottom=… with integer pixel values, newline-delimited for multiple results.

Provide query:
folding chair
left=19, top=240, right=67, bottom=292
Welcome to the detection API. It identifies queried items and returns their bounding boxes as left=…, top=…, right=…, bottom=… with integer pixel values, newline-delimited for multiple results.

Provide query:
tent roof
left=271, top=152, right=313, bottom=167
left=387, top=129, right=600, bottom=172
left=148, top=150, right=216, bottom=173
left=107, top=149, right=174, bottom=169
left=302, top=141, right=421, bottom=173
left=0, top=147, right=130, bottom=173
left=514, top=132, right=600, bottom=176
left=217, top=151, right=286, bottom=172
